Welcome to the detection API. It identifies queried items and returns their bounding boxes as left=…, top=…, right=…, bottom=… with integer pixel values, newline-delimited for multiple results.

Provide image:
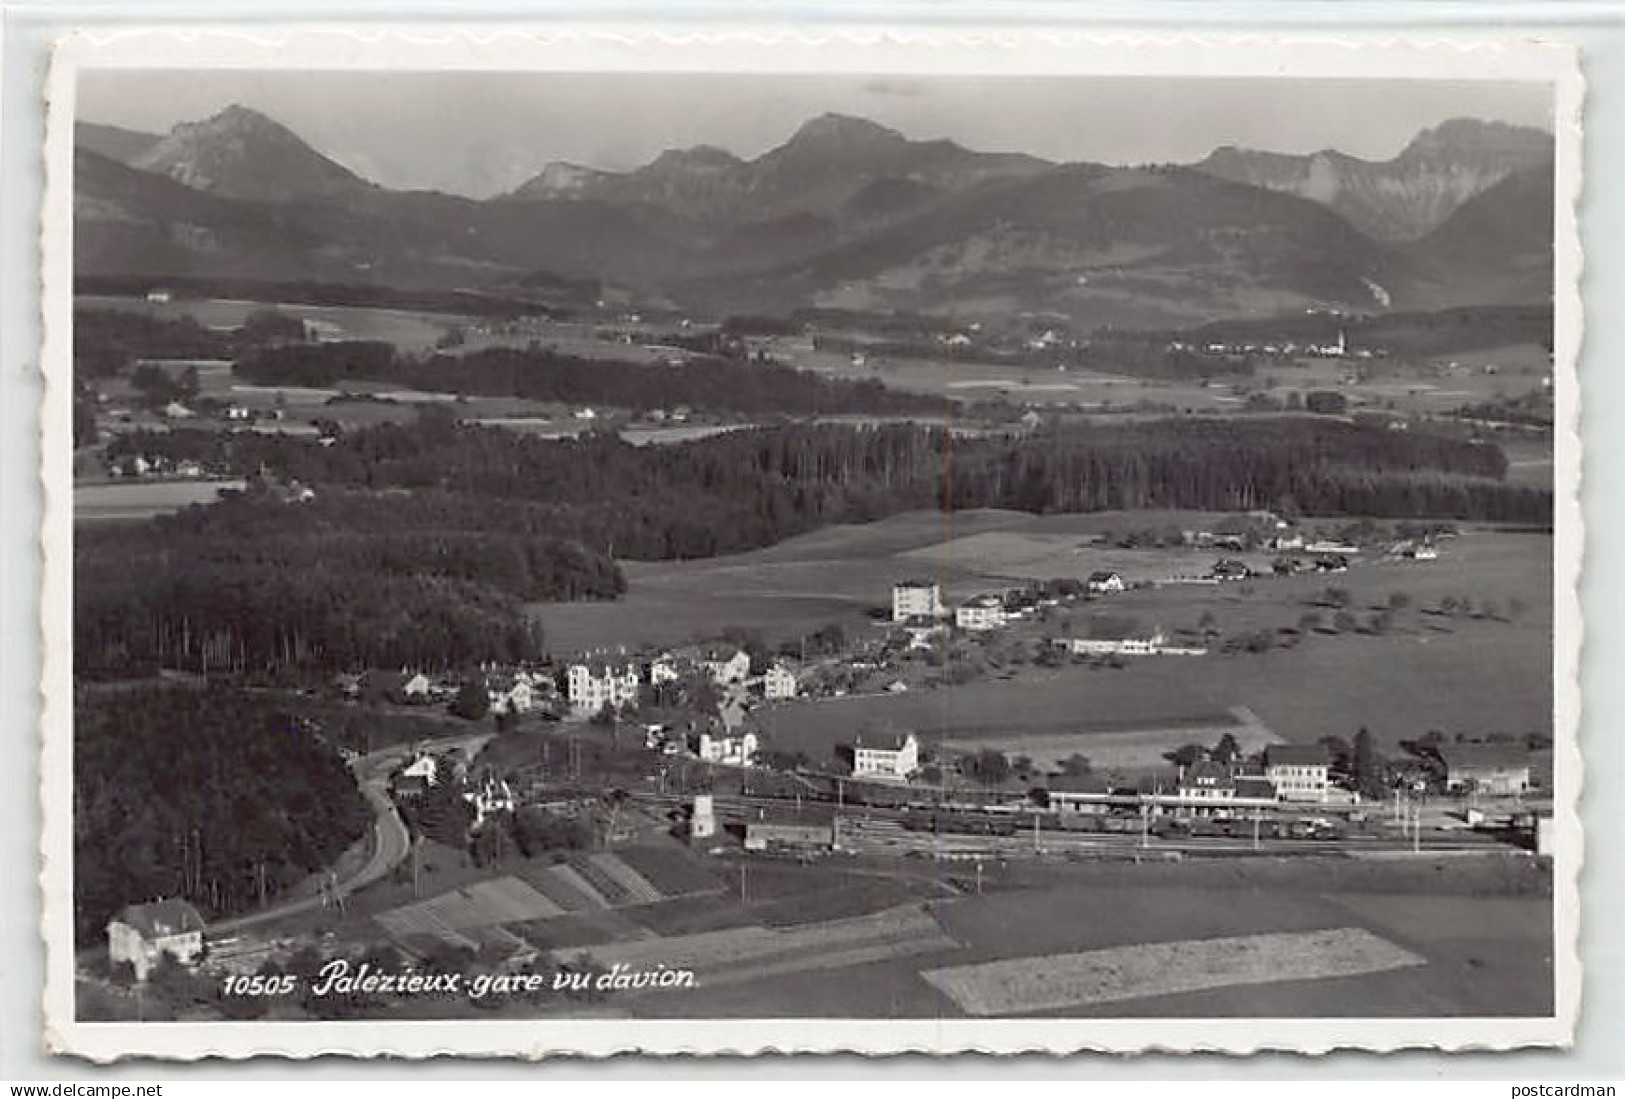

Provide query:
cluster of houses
left=389, top=745, right=517, bottom=827
left=893, top=577, right=1117, bottom=637
left=1168, top=328, right=1385, bottom=361
left=891, top=578, right=1202, bottom=658
left=569, top=644, right=799, bottom=716
left=338, top=643, right=802, bottom=726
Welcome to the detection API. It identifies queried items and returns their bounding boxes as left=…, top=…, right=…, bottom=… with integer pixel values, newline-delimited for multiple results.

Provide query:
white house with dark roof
left=1087, top=570, right=1126, bottom=594
left=1442, top=745, right=1533, bottom=796
left=1265, top=744, right=1333, bottom=803
left=565, top=659, right=641, bottom=714
left=699, top=645, right=752, bottom=687
left=1060, top=619, right=1167, bottom=656
left=955, top=593, right=1008, bottom=632
left=852, top=731, right=920, bottom=780
left=107, top=898, right=206, bottom=981
left=761, top=662, right=799, bottom=700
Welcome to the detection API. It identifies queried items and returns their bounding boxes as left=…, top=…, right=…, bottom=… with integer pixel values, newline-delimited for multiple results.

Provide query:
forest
left=232, top=341, right=952, bottom=417
left=79, top=413, right=1549, bottom=678
left=75, top=307, right=307, bottom=379
left=73, top=685, right=370, bottom=944
left=75, top=487, right=617, bottom=678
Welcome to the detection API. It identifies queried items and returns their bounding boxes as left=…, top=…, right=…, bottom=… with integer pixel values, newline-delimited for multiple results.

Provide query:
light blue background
left=2, top=0, right=1620, bottom=1078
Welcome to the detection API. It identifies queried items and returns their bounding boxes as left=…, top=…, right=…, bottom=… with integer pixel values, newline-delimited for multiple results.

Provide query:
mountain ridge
left=1194, top=117, right=1553, bottom=241
left=73, top=106, right=1555, bottom=323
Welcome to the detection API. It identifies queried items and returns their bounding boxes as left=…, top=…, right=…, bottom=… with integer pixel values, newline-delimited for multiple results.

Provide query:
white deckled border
left=37, top=24, right=1586, bottom=1061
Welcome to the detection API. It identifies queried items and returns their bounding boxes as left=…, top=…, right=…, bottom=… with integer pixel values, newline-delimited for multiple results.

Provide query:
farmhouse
left=1442, top=745, right=1533, bottom=796
left=1265, top=744, right=1333, bottom=803
left=391, top=751, right=444, bottom=799
left=698, top=645, right=752, bottom=687
left=696, top=729, right=759, bottom=767
left=851, top=731, right=921, bottom=781
left=892, top=580, right=945, bottom=623
left=486, top=674, right=536, bottom=716
left=761, top=662, right=799, bottom=701
left=463, top=775, right=516, bottom=827
left=1060, top=619, right=1167, bottom=657
left=647, top=652, right=684, bottom=686
left=106, top=898, right=206, bottom=981
left=359, top=668, right=431, bottom=704
left=1086, top=571, right=1126, bottom=594
left=565, top=659, right=641, bottom=715
left=955, top=594, right=1007, bottom=632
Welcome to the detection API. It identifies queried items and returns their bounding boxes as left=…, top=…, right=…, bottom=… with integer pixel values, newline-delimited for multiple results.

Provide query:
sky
left=78, top=71, right=1554, bottom=199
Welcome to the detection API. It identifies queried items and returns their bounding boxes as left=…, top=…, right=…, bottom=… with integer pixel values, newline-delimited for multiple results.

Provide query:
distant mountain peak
left=1194, top=116, right=1554, bottom=241
left=649, top=144, right=744, bottom=170
left=1402, top=117, right=1553, bottom=160
left=132, top=103, right=374, bottom=202
left=787, top=113, right=907, bottom=148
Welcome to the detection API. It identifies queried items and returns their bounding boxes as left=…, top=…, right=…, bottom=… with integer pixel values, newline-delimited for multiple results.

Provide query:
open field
left=627, top=855, right=1551, bottom=1019
left=756, top=674, right=1242, bottom=768
left=900, top=529, right=1273, bottom=585
left=539, top=506, right=1551, bottom=761
left=534, top=507, right=1224, bottom=652
left=922, top=927, right=1425, bottom=1015
left=936, top=708, right=1278, bottom=771
left=81, top=294, right=461, bottom=352
left=75, top=478, right=245, bottom=522
left=768, top=335, right=1552, bottom=419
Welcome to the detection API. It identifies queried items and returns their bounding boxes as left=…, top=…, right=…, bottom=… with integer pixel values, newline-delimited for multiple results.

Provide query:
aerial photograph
left=66, top=68, right=1559, bottom=1025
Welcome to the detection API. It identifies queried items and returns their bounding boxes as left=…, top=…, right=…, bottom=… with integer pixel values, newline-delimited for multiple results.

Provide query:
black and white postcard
left=38, top=27, right=1583, bottom=1059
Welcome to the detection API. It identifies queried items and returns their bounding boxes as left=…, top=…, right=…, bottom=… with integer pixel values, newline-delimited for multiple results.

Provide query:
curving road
left=212, top=732, right=491, bottom=934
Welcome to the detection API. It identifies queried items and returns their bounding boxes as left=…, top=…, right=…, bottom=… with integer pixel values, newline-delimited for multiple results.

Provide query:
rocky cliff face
left=1196, top=118, right=1553, bottom=242
left=132, top=104, right=376, bottom=202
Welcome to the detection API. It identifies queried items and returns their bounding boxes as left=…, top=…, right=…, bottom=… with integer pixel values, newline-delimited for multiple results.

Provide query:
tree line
left=80, top=415, right=1548, bottom=677
left=233, top=341, right=952, bottom=417
left=75, top=487, right=618, bottom=677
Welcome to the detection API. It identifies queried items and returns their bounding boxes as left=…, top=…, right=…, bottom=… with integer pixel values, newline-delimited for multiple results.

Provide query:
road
left=211, top=732, right=492, bottom=935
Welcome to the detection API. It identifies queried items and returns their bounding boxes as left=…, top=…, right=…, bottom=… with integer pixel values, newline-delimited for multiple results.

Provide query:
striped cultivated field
left=377, top=847, right=723, bottom=948
left=921, top=927, right=1427, bottom=1016
left=587, top=903, right=959, bottom=988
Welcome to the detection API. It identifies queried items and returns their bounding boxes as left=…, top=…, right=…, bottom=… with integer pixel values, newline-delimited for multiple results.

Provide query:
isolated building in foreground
left=106, top=898, right=206, bottom=981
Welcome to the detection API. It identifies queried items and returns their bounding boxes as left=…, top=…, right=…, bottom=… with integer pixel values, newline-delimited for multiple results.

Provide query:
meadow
left=74, top=478, right=245, bottom=522
left=537, top=505, right=1552, bottom=766
left=81, top=294, right=461, bottom=352
left=629, top=855, right=1551, bottom=1019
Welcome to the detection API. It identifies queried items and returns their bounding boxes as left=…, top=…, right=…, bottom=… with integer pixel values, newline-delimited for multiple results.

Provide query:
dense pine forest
left=73, top=686, right=369, bottom=945
left=234, top=341, right=952, bottom=416
left=75, top=489, right=611, bottom=677
left=79, top=414, right=1548, bottom=678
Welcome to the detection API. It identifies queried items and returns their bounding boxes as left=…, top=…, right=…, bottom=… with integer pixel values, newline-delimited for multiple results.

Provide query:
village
left=88, top=503, right=1554, bottom=1012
